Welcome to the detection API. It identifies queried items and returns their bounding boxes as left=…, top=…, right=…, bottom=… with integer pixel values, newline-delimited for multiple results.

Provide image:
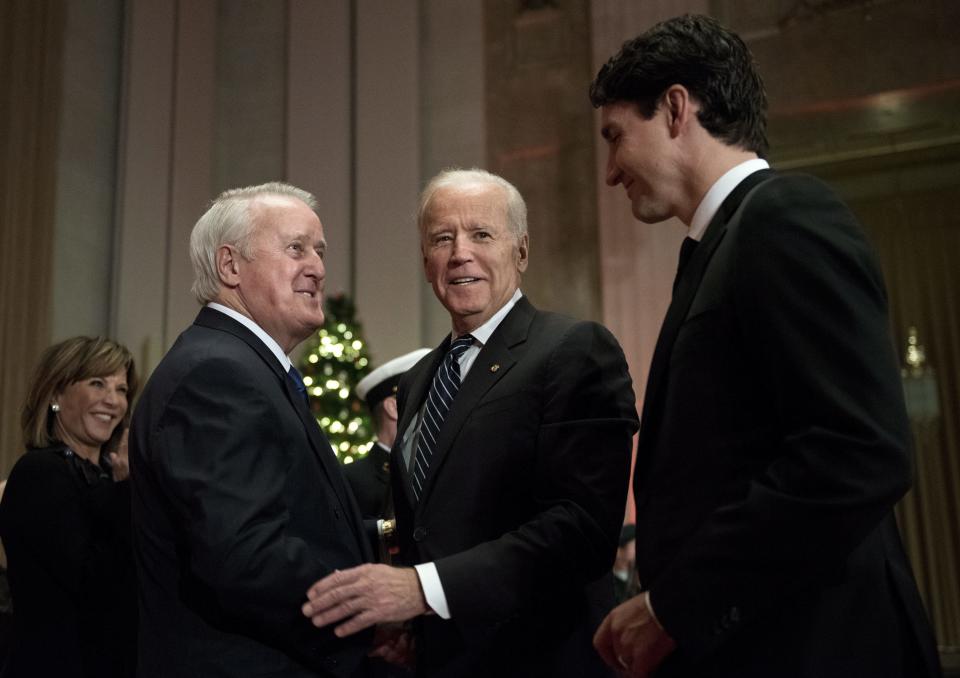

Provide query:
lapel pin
left=490, top=363, right=500, bottom=372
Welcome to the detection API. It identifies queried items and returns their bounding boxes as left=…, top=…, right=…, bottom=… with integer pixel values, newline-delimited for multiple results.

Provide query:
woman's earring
left=51, top=403, right=60, bottom=413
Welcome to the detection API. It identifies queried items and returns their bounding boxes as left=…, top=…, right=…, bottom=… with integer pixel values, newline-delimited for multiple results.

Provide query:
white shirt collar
left=207, top=302, right=292, bottom=371
left=688, top=158, right=769, bottom=241
left=454, top=288, right=523, bottom=346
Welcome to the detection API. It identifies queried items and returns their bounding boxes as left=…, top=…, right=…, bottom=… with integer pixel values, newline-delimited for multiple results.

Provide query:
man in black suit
left=302, top=169, right=639, bottom=676
left=130, top=182, right=373, bottom=677
left=347, top=348, right=430, bottom=519
left=589, top=15, right=941, bottom=678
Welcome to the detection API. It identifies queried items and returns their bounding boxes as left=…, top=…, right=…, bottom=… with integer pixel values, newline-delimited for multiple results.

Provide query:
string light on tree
left=297, top=293, right=375, bottom=463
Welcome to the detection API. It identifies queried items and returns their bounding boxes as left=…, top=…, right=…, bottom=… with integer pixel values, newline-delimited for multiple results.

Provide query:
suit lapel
left=282, top=376, right=370, bottom=556
left=194, top=308, right=370, bottom=558
left=414, top=298, right=533, bottom=508
left=639, top=170, right=775, bottom=455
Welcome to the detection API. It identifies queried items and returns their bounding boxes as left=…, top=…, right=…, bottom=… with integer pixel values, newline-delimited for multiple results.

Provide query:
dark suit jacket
left=129, top=308, right=373, bottom=678
left=0, top=445, right=137, bottom=678
left=636, top=170, right=941, bottom=677
left=343, top=443, right=391, bottom=519
left=391, top=296, right=639, bottom=677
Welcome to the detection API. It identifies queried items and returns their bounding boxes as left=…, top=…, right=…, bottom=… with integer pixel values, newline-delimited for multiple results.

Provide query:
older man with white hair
left=303, top=169, right=639, bottom=677
left=130, top=182, right=374, bottom=677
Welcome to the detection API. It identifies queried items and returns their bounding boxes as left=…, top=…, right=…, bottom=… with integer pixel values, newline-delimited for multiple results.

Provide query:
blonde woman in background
left=0, top=337, right=138, bottom=678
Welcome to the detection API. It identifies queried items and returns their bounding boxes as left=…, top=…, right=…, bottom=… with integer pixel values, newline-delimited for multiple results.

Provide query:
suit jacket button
left=413, top=526, right=427, bottom=542
left=334, top=508, right=341, bottom=519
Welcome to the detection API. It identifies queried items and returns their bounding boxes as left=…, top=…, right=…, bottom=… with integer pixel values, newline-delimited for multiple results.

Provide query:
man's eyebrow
left=289, top=232, right=325, bottom=246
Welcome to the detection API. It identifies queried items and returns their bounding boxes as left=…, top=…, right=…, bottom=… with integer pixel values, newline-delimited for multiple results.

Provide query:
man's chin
left=632, top=205, right=671, bottom=225
left=298, top=312, right=325, bottom=337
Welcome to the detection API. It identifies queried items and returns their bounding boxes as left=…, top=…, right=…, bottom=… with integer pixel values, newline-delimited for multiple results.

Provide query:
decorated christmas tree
left=298, top=293, right=375, bottom=463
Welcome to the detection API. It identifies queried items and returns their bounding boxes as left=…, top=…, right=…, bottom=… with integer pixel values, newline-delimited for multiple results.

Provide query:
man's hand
left=371, top=623, right=415, bottom=668
left=302, top=564, right=428, bottom=637
left=594, top=592, right=676, bottom=677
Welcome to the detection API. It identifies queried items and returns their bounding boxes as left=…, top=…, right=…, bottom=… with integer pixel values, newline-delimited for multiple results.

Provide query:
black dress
left=0, top=445, right=137, bottom=678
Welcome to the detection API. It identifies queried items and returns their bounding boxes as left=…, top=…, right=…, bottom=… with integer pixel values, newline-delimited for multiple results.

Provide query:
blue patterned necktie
left=288, top=365, right=310, bottom=408
left=412, top=335, right=474, bottom=501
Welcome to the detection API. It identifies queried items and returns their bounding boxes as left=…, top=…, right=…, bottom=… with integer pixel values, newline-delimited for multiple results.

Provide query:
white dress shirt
left=687, top=158, right=769, bottom=241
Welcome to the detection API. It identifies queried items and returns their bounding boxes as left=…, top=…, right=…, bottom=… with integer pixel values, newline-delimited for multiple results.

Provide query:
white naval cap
left=356, top=348, right=432, bottom=409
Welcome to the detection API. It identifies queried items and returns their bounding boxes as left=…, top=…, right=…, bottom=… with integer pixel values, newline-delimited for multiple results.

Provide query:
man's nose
left=605, top=151, right=622, bottom=187
left=450, top=236, right=472, bottom=262
left=306, top=250, right=325, bottom=278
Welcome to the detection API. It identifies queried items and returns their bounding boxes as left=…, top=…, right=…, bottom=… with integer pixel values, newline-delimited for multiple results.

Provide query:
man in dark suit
left=347, top=348, right=430, bottom=519
left=302, top=169, right=639, bottom=676
left=589, top=15, right=941, bottom=678
left=130, top=182, right=374, bottom=677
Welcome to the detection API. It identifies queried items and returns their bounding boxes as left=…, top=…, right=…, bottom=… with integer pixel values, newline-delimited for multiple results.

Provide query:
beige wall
left=51, top=0, right=122, bottom=341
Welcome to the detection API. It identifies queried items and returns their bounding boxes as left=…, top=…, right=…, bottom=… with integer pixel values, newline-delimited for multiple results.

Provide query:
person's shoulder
left=527, top=305, right=578, bottom=335
left=8, top=447, right=69, bottom=475
left=154, top=324, right=277, bottom=386
left=522, top=311, right=628, bottom=377
left=747, top=171, right=845, bottom=213
left=171, top=320, right=258, bottom=361
left=530, top=308, right=619, bottom=346
left=3, top=447, right=73, bottom=499
left=732, top=171, right=859, bottom=246
left=765, top=170, right=830, bottom=191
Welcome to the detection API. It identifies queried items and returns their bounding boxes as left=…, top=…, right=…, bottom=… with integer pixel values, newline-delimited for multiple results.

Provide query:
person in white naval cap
left=346, top=348, right=431, bottom=520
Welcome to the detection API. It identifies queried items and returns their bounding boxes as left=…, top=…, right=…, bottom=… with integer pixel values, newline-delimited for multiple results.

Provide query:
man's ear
left=516, top=233, right=529, bottom=273
left=662, top=84, right=694, bottom=138
left=383, top=395, right=399, bottom=422
left=217, top=244, right=242, bottom=288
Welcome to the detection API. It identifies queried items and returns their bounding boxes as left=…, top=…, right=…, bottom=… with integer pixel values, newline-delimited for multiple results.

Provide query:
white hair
left=417, top=168, right=528, bottom=242
left=189, top=181, right=318, bottom=305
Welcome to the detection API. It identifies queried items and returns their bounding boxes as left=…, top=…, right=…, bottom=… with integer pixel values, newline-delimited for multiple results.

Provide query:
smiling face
left=236, top=196, right=327, bottom=353
left=53, top=370, right=128, bottom=462
left=600, top=101, right=682, bottom=224
left=422, top=183, right=528, bottom=335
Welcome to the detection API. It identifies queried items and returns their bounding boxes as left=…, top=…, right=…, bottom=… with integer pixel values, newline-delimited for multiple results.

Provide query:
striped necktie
left=412, top=335, right=474, bottom=501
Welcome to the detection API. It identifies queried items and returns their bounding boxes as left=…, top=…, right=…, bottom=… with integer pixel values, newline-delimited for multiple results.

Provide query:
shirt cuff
left=414, top=562, right=451, bottom=619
